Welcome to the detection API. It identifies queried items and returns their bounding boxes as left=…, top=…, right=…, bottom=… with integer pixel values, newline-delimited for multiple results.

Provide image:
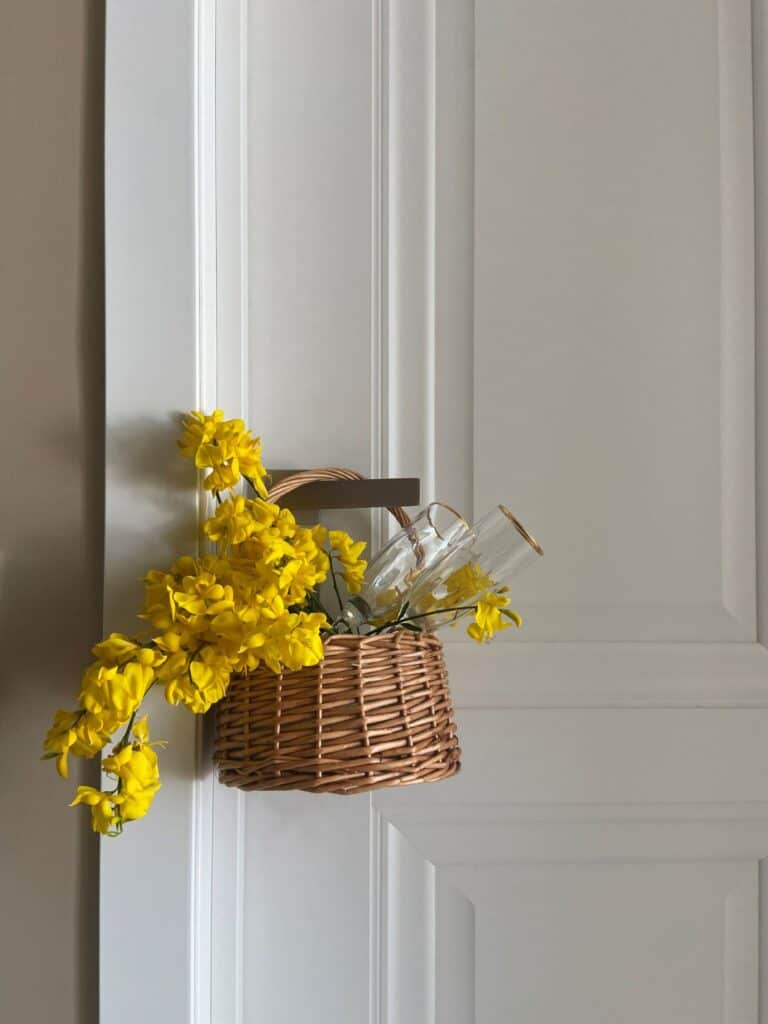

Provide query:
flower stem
left=326, top=548, right=345, bottom=614
left=243, top=475, right=268, bottom=501
left=112, top=678, right=156, bottom=752
left=114, top=710, right=138, bottom=752
left=367, top=603, right=478, bottom=636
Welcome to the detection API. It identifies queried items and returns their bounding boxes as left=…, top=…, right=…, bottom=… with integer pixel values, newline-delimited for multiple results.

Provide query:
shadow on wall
left=0, top=3, right=105, bottom=1023
left=103, top=411, right=200, bottom=627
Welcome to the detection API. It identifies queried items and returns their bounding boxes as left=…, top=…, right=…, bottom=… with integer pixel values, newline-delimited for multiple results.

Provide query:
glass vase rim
left=497, top=504, right=544, bottom=556
left=424, top=500, right=470, bottom=540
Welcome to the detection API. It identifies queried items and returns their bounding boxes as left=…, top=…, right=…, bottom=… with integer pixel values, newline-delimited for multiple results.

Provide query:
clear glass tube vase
left=404, top=504, right=543, bottom=631
left=334, top=502, right=470, bottom=632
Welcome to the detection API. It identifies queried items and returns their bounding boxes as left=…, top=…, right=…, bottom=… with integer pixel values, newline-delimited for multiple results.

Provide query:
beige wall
left=0, top=3, right=104, bottom=1021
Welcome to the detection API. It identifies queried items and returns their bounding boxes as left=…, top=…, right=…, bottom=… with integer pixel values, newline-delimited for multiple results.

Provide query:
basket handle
left=266, top=468, right=413, bottom=530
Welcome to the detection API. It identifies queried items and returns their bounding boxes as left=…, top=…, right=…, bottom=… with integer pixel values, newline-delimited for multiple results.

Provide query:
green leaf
left=400, top=621, right=423, bottom=633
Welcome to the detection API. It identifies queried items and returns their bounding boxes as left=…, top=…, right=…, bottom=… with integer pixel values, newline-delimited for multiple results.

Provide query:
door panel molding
left=103, top=2, right=244, bottom=1021
left=104, top=3, right=201, bottom=1022
left=447, top=641, right=768, bottom=708
left=472, top=0, right=757, bottom=645
left=373, top=804, right=768, bottom=1022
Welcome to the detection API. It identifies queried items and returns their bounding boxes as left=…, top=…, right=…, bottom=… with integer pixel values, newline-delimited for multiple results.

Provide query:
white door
left=103, top=2, right=768, bottom=1022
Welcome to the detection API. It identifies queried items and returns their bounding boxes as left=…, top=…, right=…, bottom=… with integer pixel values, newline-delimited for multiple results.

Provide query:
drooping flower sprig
left=43, top=411, right=368, bottom=835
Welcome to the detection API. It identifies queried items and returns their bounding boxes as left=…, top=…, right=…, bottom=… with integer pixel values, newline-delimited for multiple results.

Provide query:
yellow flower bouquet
left=44, top=411, right=537, bottom=835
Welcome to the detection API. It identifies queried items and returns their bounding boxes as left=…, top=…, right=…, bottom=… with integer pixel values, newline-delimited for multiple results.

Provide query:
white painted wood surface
left=474, top=0, right=756, bottom=645
left=103, top=1, right=768, bottom=1021
left=103, top=5, right=201, bottom=1023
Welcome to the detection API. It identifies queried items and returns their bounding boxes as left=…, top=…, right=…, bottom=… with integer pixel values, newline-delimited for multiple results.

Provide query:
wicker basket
left=213, top=468, right=461, bottom=794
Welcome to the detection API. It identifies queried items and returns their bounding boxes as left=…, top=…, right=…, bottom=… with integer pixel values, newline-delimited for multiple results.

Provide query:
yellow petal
left=133, top=716, right=150, bottom=744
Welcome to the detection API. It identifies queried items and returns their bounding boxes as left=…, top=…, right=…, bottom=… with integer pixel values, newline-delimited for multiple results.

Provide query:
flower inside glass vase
left=400, top=504, right=544, bottom=639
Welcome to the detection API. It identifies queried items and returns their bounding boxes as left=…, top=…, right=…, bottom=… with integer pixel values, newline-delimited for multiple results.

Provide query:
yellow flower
left=178, top=409, right=225, bottom=467
left=261, top=611, right=328, bottom=674
left=79, top=660, right=154, bottom=723
left=329, top=530, right=366, bottom=564
left=118, top=788, right=155, bottom=822
left=177, top=410, right=270, bottom=496
left=135, top=646, right=166, bottom=669
left=220, top=422, right=269, bottom=497
left=43, top=710, right=81, bottom=779
left=204, top=495, right=258, bottom=547
left=467, top=591, right=522, bottom=643
left=248, top=500, right=282, bottom=529
left=71, top=718, right=164, bottom=833
left=155, top=649, right=191, bottom=682
left=153, top=627, right=186, bottom=654
left=342, top=559, right=366, bottom=594
left=132, top=716, right=151, bottom=744
left=258, top=533, right=296, bottom=566
left=142, top=568, right=178, bottom=630
left=91, top=633, right=165, bottom=670
left=172, top=570, right=234, bottom=618
left=180, top=554, right=233, bottom=578
left=189, top=647, right=233, bottom=705
left=145, top=557, right=238, bottom=647
left=204, top=457, right=241, bottom=493
left=164, top=646, right=232, bottom=714
left=210, top=607, right=267, bottom=672
left=43, top=709, right=119, bottom=778
left=70, top=786, right=121, bottom=835
left=73, top=712, right=119, bottom=755
left=102, top=717, right=162, bottom=822
left=328, top=530, right=367, bottom=594
left=278, top=554, right=327, bottom=606
left=441, top=562, right=494, bottom=607
left=91, top=633, right=140, bottom=666
left=283, top=525, right=329, bottom=600
left=409, top=562, right=496, bottom=621
left=231, top=504, right=300, bottom=569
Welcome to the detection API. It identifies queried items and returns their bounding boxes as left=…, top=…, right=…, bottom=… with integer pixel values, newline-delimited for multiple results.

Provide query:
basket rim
left=317, top=628, right=442, bottom=651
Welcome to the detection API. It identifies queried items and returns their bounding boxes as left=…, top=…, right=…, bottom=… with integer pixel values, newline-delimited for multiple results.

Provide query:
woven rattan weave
left=212, top=468, right=461, bottom=794
left=214, top=630, right=460, bottom=793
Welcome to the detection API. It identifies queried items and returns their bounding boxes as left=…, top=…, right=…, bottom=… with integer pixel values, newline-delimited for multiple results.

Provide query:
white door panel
left=243, top=794, right=371, bottom=1022
left=474, top=0, right=755, bottom=645
left=103, top=1, right=768, bottom=1022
